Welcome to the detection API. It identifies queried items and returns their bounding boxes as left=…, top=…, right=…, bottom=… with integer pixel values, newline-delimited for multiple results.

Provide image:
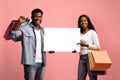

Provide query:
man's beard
left=32, top=22, right=40, bottom=26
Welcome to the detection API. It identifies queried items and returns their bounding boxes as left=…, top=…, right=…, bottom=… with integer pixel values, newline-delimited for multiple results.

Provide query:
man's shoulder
left=20, top=24, right=32, bottom=29
left=40, top=26, right=44, bottom=30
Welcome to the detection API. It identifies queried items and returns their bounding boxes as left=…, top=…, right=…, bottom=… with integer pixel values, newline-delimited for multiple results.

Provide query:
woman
left=77, top=14, right=100, bottom=80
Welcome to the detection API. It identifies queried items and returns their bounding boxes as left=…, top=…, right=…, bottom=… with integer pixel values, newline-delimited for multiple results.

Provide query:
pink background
left=0, top=0, right=120, bottom=80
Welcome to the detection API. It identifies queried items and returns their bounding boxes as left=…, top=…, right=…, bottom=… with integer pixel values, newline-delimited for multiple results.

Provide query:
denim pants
left=23, top=63, right=45, bottom=80
left=78, top=54, right=97, bottom=80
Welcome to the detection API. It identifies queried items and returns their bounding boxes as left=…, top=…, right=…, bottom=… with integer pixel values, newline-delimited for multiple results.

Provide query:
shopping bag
left=3, top=20, right=18, bottom=40
left=89, top=50, right=112, bottom=71
left=3, top=17, right=29, bottom=40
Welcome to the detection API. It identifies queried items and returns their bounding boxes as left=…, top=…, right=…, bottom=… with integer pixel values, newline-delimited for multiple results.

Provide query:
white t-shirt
left=34, top=29, right=42, bottom=62
left=80, top=30, right=100, bottom=55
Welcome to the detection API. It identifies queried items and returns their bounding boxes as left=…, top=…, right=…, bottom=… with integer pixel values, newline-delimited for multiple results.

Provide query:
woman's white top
left=80, top=29, right=100, bottom=55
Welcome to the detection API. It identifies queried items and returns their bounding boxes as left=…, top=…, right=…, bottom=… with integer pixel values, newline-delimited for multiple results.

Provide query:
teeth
left=36, top=21, right=40, bottom=23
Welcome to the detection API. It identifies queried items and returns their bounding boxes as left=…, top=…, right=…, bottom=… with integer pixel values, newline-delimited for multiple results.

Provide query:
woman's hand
left=77, top=40, right=89, bottom=47
left=72, top=49, right=77, bottom=53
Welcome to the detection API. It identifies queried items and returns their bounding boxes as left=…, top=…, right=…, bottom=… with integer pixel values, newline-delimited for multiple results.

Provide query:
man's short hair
left=31, top=8, right=43, bottom=16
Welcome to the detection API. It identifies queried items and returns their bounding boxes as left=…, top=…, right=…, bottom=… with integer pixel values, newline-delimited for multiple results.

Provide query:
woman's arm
left=88, top=30, right=100, bottom=50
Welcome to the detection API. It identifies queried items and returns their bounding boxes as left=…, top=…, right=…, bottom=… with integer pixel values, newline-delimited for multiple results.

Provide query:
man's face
left=31, top=12, right=43, bottom=26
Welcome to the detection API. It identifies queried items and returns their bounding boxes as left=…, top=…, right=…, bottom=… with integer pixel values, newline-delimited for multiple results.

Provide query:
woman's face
left=80, top=17, right=88, bottom=29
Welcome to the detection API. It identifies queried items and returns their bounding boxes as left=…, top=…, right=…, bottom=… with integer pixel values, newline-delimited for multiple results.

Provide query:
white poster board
left=44, top=28, right=80, bottom=52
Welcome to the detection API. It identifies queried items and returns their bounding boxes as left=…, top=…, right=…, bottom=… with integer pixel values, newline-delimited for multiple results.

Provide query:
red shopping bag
left=3, top=20, right=18, bottom=40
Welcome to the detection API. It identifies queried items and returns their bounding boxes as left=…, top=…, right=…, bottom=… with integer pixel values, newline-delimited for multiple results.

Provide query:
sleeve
left=8, top=29, right=22, bottom=42
left=88, top=30, right=100, bottom=50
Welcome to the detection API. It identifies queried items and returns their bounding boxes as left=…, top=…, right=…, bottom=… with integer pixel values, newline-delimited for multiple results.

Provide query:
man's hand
left=18, top=16, right=26, bottom=24
left=48, top=50, right=55, bottom=54
left=12, top=16, right=26, bottom=31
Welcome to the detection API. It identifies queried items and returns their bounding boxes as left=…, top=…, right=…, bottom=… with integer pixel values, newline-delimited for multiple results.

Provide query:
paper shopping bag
left=3, top=20, right=18, bottom=40
left=3, top=18, right=29, bottom=40
left=89, top=50, right=112, bottom=71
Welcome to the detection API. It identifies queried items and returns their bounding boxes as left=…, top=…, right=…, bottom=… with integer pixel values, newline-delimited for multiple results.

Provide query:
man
left=8, top=8, right=46, bottom=80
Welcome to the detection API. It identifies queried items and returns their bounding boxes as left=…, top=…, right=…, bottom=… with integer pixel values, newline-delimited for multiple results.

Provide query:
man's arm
left=8, top=16, right=26, bottom=42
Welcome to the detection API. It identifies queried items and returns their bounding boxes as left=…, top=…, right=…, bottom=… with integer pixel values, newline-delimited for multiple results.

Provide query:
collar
left=29, top=23, right=42, bottom=29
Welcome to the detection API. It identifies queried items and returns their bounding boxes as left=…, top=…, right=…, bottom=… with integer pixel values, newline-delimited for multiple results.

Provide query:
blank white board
left=44, top=28, right=80, bottom=52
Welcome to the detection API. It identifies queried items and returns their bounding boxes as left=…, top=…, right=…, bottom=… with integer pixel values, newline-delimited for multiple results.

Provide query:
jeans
left=78, top=54, right=97, bottom=80
left=23, top=63, right=45, bottom=80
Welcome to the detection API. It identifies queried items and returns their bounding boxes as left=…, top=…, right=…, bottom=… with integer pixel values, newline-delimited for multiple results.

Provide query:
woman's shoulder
left=90, top=29, right=96, bottom=33
left=89, top=29, right=98, bottom=36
